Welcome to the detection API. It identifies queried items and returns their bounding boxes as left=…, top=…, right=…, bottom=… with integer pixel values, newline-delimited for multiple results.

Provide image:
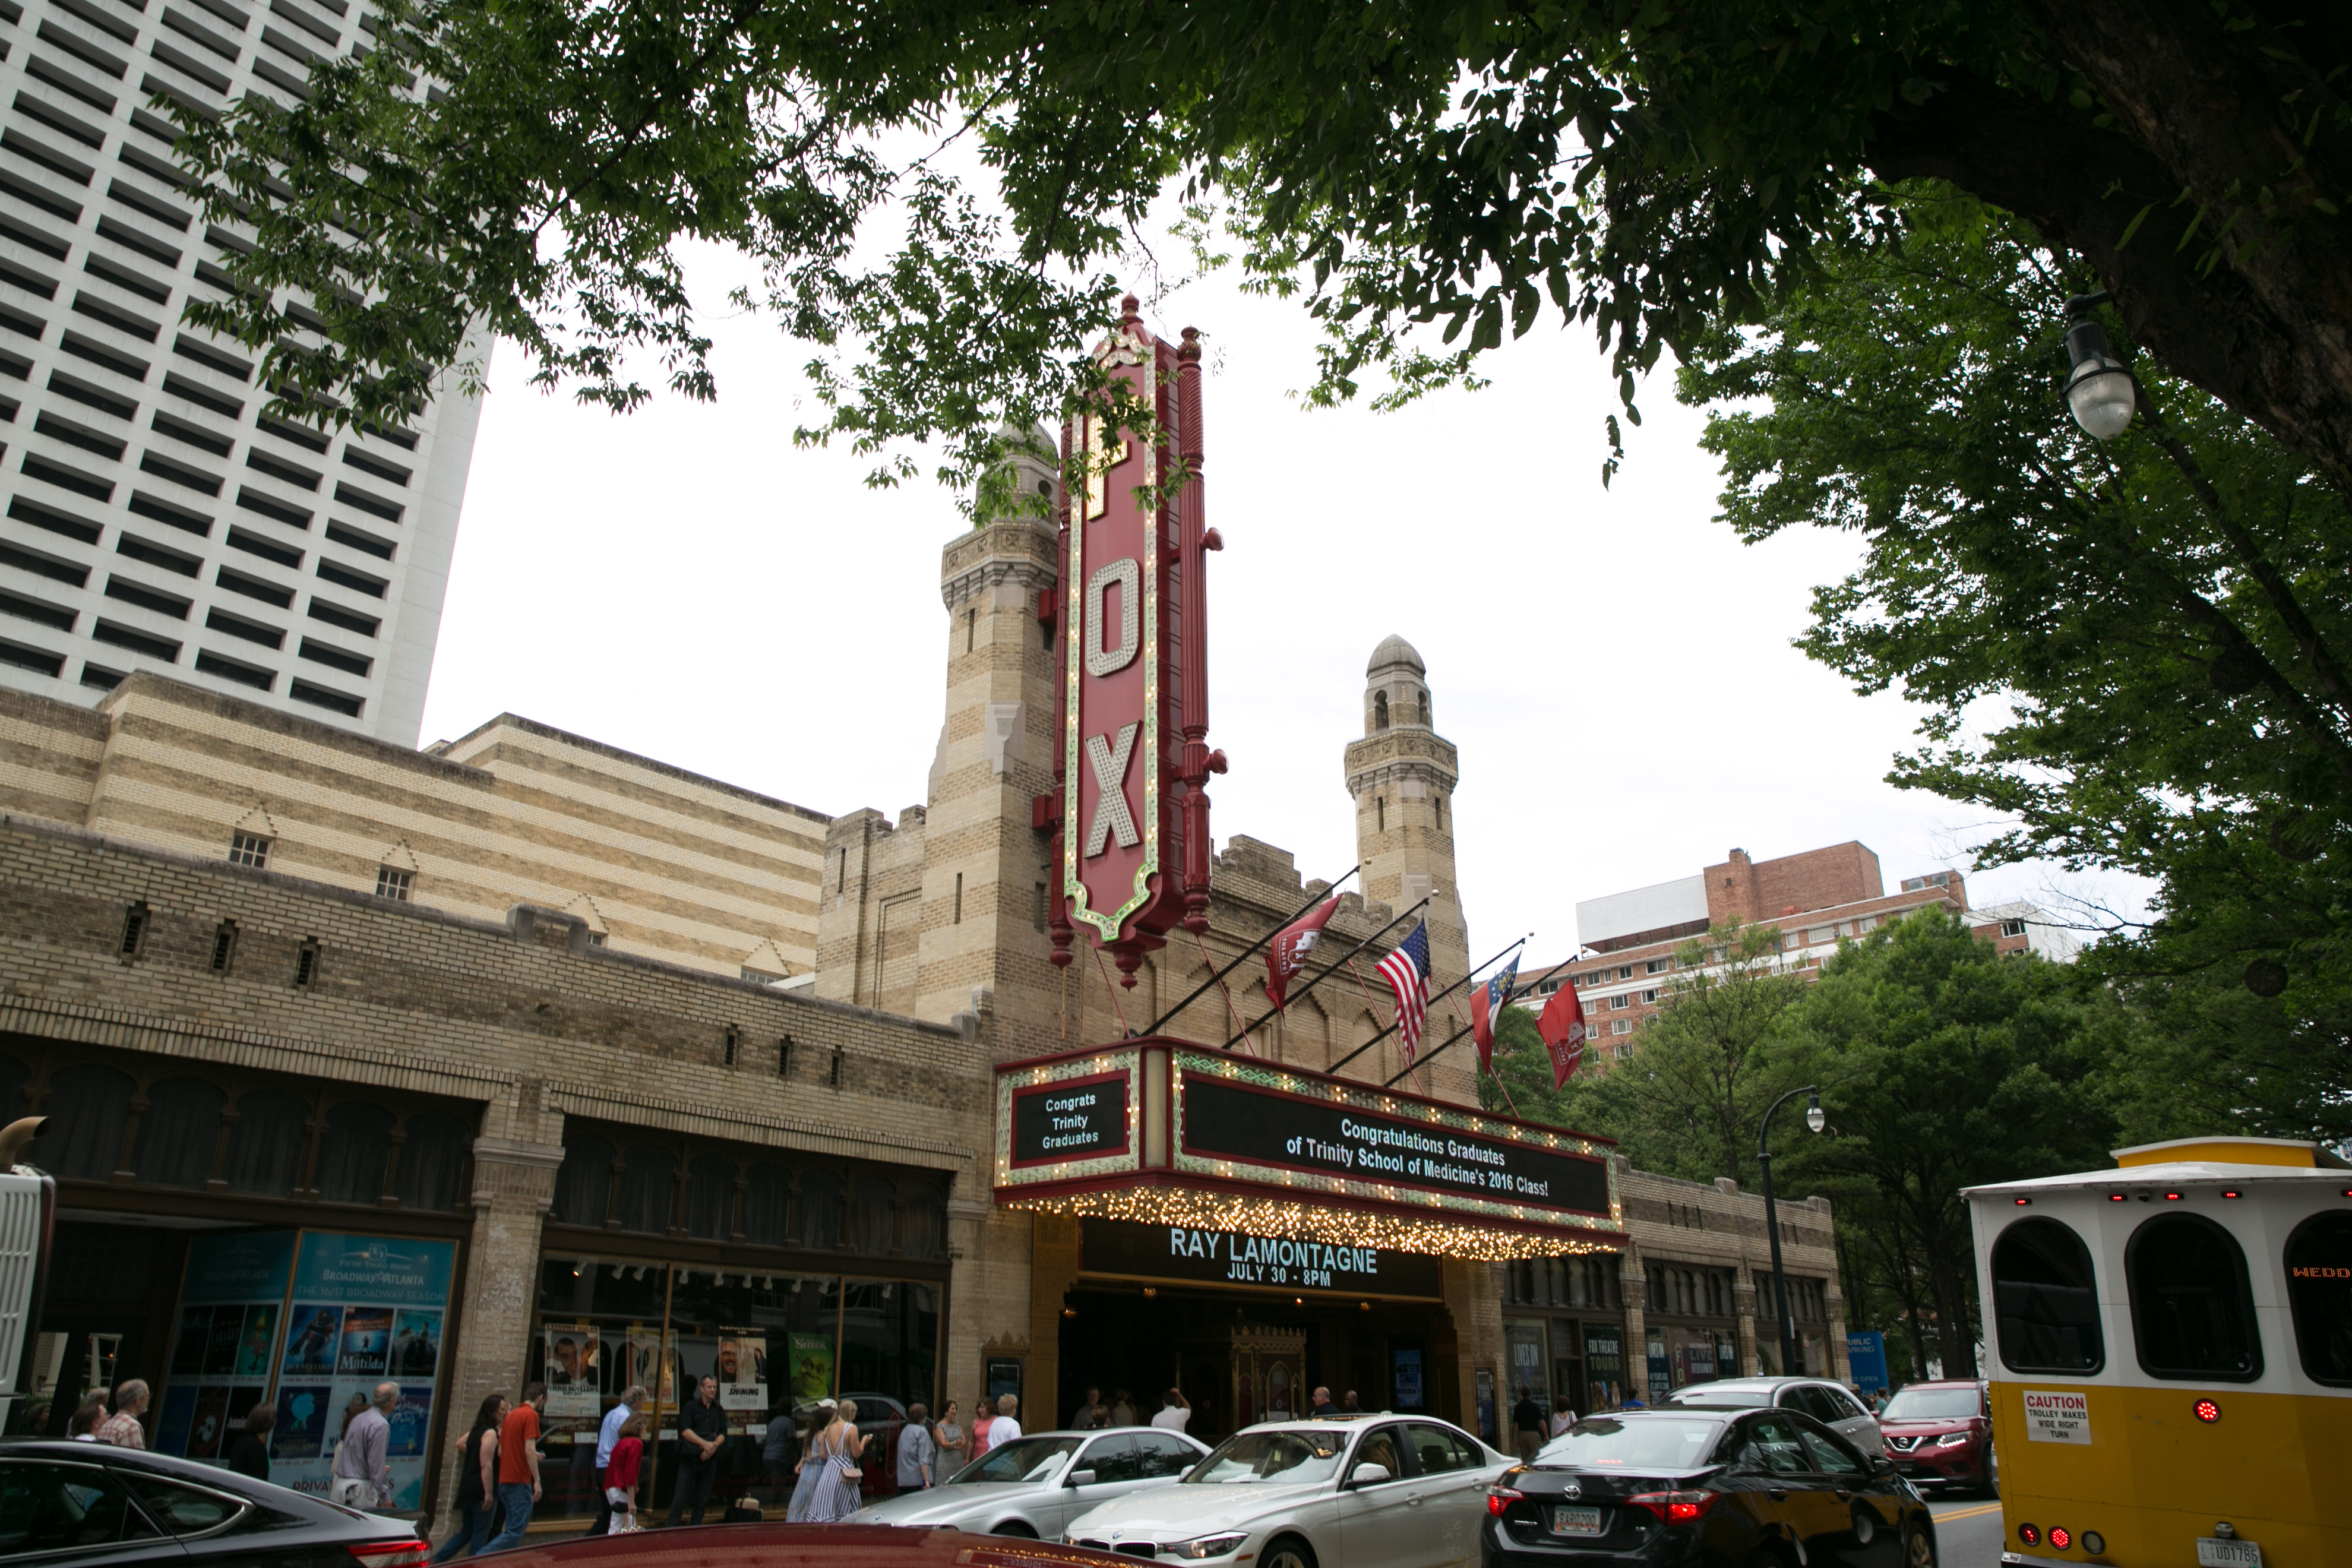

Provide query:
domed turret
left=1367, top=634, right=1425, bottom=678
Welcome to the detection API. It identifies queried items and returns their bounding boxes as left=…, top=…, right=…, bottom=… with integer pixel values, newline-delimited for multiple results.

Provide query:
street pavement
left=1929, top=1496, right=2005, bottom=1568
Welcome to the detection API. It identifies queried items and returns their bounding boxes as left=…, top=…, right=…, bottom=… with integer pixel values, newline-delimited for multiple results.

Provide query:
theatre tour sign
left=1047, top=295, right=1224, bottom=984
left=994, top=1042, right=1624, bottom=1262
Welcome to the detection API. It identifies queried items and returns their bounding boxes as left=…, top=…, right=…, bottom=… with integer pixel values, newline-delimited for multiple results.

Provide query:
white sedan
left=1065, top=1414, right=1511, bottom=1568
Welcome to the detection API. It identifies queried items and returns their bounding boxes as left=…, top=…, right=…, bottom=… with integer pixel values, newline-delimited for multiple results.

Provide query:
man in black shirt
left=668, top=1376, right=728, bottom=1526
left=1309, top=1386, right=1339, bottom=1417
left=1510, top=1387, right=1547, bottom=1460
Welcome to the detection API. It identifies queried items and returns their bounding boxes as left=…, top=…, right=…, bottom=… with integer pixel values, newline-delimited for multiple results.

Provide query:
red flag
left=1469, top=951, right=1522, bottom=1073
left=1538, top=980, right=1588, bottom=1088
left=1264, top=896, right=1341, bottom=1009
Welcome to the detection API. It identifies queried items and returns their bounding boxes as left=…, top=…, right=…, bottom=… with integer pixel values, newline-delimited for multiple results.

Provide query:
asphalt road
left=1930, top=1496, right=2006, bottom=1568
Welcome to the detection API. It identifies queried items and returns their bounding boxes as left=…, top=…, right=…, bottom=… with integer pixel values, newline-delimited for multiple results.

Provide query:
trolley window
left=2127, top=1213, right=2262, bottom=1382
left=1991, top=1218, right=2104, bottom=1373
left=2284, top=1213, right=2352, bottom=1387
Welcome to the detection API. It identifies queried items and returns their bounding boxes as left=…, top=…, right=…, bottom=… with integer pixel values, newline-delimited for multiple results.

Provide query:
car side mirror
left=1066, top=1469, right=1097, bottom=1488
left=1872, top=1456, right=1896, bottom=1477
left=1348, top=1463, right=1391, bottom=1487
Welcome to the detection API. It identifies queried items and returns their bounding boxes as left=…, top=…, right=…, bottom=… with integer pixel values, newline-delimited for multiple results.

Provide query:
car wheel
left=1746, top=1544, right=1797, bottom=1568
left=991, top=1522, right=1037, bottom=1538
left=1261, top=1534, right=1317, bottom=1568
left=1905, top=1523, right=1937, bottom=1568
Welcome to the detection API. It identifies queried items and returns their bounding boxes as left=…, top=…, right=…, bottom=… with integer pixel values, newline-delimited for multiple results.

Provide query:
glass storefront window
left=1503, top=1319, right=1547, bottom=1418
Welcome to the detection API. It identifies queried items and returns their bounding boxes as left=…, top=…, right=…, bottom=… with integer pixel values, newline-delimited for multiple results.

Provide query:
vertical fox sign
left=1048, top=295, right=1225, bottom=985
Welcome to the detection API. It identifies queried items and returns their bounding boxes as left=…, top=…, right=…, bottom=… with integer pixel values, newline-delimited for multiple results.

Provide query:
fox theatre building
left=995, top=1042, right=1621, bottom=1436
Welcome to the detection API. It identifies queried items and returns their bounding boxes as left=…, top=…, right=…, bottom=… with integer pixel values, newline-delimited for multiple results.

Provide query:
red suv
left=1877, top=1379, right=1995, bottom=1494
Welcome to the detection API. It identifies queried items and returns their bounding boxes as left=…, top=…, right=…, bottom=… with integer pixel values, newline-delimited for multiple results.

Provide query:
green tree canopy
left=1675, top=189, right=2352, bottom=1137
left=175, top=0, right=2352, bottom=497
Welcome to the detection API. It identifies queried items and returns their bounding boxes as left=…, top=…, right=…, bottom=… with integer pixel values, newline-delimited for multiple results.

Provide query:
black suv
left=0, top=1440, right=428, bottom=1565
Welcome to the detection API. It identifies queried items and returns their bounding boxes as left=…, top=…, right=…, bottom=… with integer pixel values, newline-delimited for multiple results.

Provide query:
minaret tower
left=1344, top=634, right=1471, bottom=1014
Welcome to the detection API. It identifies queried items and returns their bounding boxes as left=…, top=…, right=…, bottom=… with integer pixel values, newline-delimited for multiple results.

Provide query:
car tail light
left=2019, top=1524, right=2042, bottom=1547
left=1627, top=1491, right=1719, bottom=1525
left=2050, top=1527, right=2073, bottom=1551
left=2194, top=1399, right=2221, bottom=1423
left=347, top=1544, right=430, bottom=1568
left=1487, top=1487, right=1525, bottom=1517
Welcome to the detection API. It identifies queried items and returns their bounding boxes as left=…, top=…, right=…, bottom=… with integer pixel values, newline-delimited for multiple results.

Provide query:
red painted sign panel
left=1049, top=296, right=1222, bottom=982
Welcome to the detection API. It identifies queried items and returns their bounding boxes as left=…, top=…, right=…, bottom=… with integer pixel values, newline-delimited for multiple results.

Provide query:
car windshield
left=1882, top=1389, right=1980, bottom=1420
left=1663, top=1384, right=1771, bottom=1409
left=951, top=1437, right=1082, bottom=1484
left=1535, top=1417, right=1727, bottom=1469
left=1183, top=1429, right=1349, bottom=1487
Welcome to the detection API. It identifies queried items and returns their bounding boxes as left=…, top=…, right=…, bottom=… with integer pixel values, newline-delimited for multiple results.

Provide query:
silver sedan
left=851, top=1427, right=1209, bottom=1538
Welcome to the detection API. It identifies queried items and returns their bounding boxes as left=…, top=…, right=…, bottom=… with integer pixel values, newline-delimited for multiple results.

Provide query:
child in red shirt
left=605, top=1415, right=646, bottom=1534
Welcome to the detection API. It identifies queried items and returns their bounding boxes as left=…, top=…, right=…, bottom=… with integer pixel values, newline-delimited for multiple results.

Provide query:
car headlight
left=1168, top=1532, right=1250, bottom=1560
left=1935, top=1433, right=1971, bottom=1447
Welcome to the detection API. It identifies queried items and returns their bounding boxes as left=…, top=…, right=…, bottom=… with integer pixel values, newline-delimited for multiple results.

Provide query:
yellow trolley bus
left=1967, top=1136, right=2351, bottom=1568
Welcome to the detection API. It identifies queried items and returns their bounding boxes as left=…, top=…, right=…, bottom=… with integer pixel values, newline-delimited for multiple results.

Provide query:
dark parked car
left=1482, top=1408, right=1936, bottom=1568
left=0, top=1440, right=426, bottom=1565
left=1875, top=1381, right=1994, bottom=1496
left=488, top=1520, right=1143, bottom=1565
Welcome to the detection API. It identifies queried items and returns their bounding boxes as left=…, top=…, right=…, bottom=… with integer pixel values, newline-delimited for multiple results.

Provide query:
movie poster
left=788, top=1332, right=833, bottom=1406
left=337, top=1307, right=393, bottom=1376
left=390, top=1311, right=441, bottom=1379
left=282, top=1306, right=342, bottom=1377
left=716, top=1332, right=767, bottom=1412
left=543, top=1324, right=600, bottom=1418
left=156, top=1232, right=297, bottom=1464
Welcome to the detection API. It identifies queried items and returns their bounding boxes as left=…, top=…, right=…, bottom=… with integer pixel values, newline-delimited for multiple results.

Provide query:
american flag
left=1376, top=921, right=1433, bottom=1063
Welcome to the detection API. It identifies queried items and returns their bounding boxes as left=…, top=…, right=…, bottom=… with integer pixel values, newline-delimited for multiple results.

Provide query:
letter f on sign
left=1085, top=722, right=1142, bottom=856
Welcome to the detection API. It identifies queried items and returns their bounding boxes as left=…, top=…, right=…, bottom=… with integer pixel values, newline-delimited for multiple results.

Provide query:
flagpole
left=1327, top=935, right=1527, bottom=1075
left=1381, top=950, right=1584, bottom=1086
left=1215, top=896, right=1429, bottom=1052
left=1140, top=865, right=1360, bottom=1037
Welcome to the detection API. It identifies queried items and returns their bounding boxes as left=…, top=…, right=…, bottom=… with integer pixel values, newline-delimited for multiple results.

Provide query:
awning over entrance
left=993, top=1039, right=1624, bottom=1260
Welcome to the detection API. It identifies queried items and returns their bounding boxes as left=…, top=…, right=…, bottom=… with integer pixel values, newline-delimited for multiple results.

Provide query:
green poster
left=788, top=1332, right=833, bottom=1403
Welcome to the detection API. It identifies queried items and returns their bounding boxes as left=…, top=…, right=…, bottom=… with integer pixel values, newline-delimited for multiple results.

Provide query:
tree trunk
left=1865, top=1, right=2352, bottom=495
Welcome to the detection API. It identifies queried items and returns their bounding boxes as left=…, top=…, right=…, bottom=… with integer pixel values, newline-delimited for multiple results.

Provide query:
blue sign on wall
left=1845, top=1330, right=1889, bottom=1397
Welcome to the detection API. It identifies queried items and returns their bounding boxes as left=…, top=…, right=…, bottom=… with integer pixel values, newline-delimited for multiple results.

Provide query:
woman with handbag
left=824, top=1399, right=867, bottom=1519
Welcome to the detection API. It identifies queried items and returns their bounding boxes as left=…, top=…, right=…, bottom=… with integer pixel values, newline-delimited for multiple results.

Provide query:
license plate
left=2198, top=1540, right=2262, bottom=1568
left=1550, top=1506, right=1604, bottom=1536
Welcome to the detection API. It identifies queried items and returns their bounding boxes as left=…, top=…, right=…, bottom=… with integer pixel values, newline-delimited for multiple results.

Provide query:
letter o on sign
left=1085, top=557, right=1142, bottom=677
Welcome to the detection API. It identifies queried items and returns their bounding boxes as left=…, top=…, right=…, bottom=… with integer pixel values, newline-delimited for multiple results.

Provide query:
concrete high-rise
left=0, top=0, right=483, bottom=744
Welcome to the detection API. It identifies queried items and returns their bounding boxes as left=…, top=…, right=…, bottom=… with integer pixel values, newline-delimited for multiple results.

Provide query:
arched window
left=684, top=1153, right=735, bottom=1240
left=34, top=1064, right=134, bottom=1181
left=901, top=1183, right=944, bottom=1260
left=851, top=1175, right=895, bottom=1254
left=135, top=1077, right=225, bottom=1188
left=224, top=1089, right=309, bottom=1196
left=1991, top=1217, right=2104, bottom=1373
left=2129, top=1213, right=2262, bottom=1380
left=2285, top=1212, right=2352, bottom=1386
left=1418, top=689, right=1431, bottom=726
left=615, top=1144, right=676, bottom=1234
left=316, top=1102, right=393, bottom=1205
left=396, top=1112, right=472, bottom=1213
left=551, top=1133, right=615, bottom=1227
left=743, top=1164, right=791, bottom=1247
left=1373, top=691, right=1389, bottom=729
left=796, top=1169, right=842, bottom=1250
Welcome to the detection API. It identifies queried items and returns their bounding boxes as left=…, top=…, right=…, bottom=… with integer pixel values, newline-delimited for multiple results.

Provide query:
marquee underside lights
left=998, top=1183, right=1621, bottom=1262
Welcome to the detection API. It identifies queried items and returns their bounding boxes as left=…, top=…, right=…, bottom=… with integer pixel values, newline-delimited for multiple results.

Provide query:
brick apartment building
left=1519, top=843, right=2077, bottom=1066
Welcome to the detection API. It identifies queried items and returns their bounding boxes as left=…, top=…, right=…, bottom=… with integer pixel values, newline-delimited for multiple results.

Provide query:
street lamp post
left=1756, top=1085, right=1826, bottom=1379
left=2060, top=290, right=2138, bottom=440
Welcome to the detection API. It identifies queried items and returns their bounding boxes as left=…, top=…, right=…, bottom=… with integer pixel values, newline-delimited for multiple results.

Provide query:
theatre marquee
left=992, top=1041, right=1623, bottom=1261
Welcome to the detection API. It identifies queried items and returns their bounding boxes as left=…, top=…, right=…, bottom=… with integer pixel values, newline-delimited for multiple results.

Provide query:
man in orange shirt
left=479, top=1383, right=546, bottom=1554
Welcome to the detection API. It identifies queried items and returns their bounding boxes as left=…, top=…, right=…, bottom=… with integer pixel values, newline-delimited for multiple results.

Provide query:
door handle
left=1406, top=1496, right=1425, bottom=1507
left=1767, top=1488, right=1789, bottom=1501
left=1834, top=1490, right=1852, bottom=1500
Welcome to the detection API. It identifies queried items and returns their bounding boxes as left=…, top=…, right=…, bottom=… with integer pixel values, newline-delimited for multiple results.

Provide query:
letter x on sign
left=1085, top=722, right=1141, bottom=856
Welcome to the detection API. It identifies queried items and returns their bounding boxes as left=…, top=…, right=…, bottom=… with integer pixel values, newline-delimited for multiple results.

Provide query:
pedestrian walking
left=96, top=1382, right=150, bottom=1449
left=762, top=1400, right=799, bottom=1507
left=432, top=1395, right=508, bottom=1562
left=830, top=1399, right=868, bottom=1516
left=603, top=1415, right=646, bottom=1534
left=1309, top=1386, right=1338, bottom=1418
left=1510, top=1386, right=1545, bottom=1462
left=478, top=1383, right=546, bottom=1554
left=666, top=1376, right=726, bottom=1526
left=227, top=1403, right=274, bottom=1482
left=896, top=1402, right=937, bottom=1491
left=587, top=1383, right=647, bottom=1538
left=934, top=1401, right=966, bottom=1478
left=331, top=1383, right=399, bottom=1509
left=1150, top=1389, right=1190, bottom=1433
left=785, top=1399, right=839, bottom=1520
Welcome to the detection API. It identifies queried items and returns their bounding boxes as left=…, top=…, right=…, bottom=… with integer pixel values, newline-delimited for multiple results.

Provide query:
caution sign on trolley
left=2021, top=1387, right=2090, bottom=1443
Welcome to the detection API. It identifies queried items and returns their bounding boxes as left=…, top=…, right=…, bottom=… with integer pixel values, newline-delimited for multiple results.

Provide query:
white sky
left=418, top=244, right=2149, bottom=965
